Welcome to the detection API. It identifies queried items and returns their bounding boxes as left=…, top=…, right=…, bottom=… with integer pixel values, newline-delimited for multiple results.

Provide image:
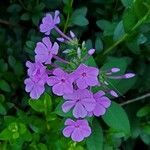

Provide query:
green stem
left=18, top=0, right=29, bottom=11
left=121, top=93, right=150, bottom=106
left=63, top=0, right=73, bottom=33
left=103, top=9, right=150, bottom=55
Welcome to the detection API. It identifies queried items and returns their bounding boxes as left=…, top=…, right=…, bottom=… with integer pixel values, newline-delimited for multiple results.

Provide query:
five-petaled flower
left=62, top=89, right=96, bottom=118
left=47, top=68, right=74, bottom=96
left=88, top=91, right=111, bottom=117
left=72, top=64, right=99, bottom=89
left=63, top=118, right=91, bottom=142
left=40, top=10, right=60, bottom=35
left=35, top=37, right=59, bottom=64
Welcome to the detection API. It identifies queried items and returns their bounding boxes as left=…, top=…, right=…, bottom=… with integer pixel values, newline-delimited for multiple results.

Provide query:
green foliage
left=102, top=102, right=130, bottom=136
left=0, top=0, right=150, bottom=149
left=86, top=119, right=103, bottom=150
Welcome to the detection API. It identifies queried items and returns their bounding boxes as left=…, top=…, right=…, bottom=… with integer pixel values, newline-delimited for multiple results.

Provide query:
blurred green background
left=0, top=0, right=150, bottom=149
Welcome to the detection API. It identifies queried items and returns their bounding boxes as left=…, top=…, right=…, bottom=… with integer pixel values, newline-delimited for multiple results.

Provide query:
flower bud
left=88, top=49, right=95, bottom=55
left=124, top=73, right=135, bottom=79
left=70, top=31, right=75, bottom=38
left=57, top=37, right=65, bottom=42
left=111, top=68, right=120, bottom=73
left=110, top=90, right=118, bottom=97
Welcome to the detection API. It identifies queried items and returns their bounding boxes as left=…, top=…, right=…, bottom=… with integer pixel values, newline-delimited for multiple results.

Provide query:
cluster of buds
left=25, top=11, right=135, bottom=142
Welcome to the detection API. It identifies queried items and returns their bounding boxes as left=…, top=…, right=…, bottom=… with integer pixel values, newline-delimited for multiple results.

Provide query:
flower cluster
left=25, top=10, right=135, bottom=142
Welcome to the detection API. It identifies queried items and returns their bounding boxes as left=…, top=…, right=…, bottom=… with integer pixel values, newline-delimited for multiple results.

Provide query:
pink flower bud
left=88, top=49, right=95, bottom=55
left=111, top=68, right=120, bottom=73
left=124, top=73, right=135, bottom=79
left=110, top=90, right=118, bottom=97
left=57, top=37, right=65, bottom=42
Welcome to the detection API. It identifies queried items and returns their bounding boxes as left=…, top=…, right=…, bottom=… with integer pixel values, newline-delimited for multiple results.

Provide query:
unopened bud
left=57, top=37, right=65, bottom=42
left=110, top=90, right=118, bottom=97
left=111, top=68, right=120, bottom=73
left=124, top=73, right=135, bottom=79
left=70, top=31, right=75, bottom=38
left=88, top=49, right=95, bottom=55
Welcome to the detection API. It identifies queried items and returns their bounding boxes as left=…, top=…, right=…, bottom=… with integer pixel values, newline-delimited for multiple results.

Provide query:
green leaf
left=96, top=20, right=116, bottom=36
left=29, top=93, right=52, bottom=115
left=113, top=21, right=125, bottom=41
left=95, top=36, right=103, bottom=52
left=137, top=105, right=150, bottom=117
left=0, top=128, right=12, bottom=140
left=72, top=7, right=87, bottom=17
left=72, top=15, right=89, bottom=26
left=0, top=103, right=6, bottom=115
left=0, top=80, right=11, bottom=92
left=84, top=57, right=97, bottom=67
left=70, top=7, right=89, bottom=26
left=7, top=4, right=22, bottom=13
left=102, top=102, right=131, bottom=136
left=121, top=0, right=133, bottom=8
left=123, top=7, right=138, bottom=32
left=21, top=13, right=30, bottom=21
left=86, top=119, right=103, bottom=150
left=26, top=41, right=35, bottom=49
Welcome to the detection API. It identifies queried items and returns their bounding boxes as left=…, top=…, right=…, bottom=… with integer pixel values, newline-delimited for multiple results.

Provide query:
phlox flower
left=63, top=118, right=91, bottom=142
left=72, top=64, right=99, bottom=89
left=89, top=91, right=111, bottom=116
left=47, top=68, right=74, bottom=96
left=35, top=37, right=59, bottom=64
left=62, top=89, right=96, bottom=118
left=40, top=10, right=60, bottom=35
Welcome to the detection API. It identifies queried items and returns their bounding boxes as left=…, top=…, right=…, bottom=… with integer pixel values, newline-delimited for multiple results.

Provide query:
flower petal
left=52, top=83, right=64, bottom=96
left=71, top=128, right=84, bottom=142
left=42, top=37, right=52, bottom=50
left=64, top=118, right=75, bottom=126
left=76, top=78, right=88, bottom=89
left=51, top=42, right=59, bottom=55
left=99, top=96, right=111, bottom=108
left=81, top=98, right=96, bottom=111
left=30, top=84, right=45, bottom=99
left=94, top=91, right=105, bottom=99
left=80, top=126, right=91, bottom=137
left=93, top=104, right=106, bottom=116
left=47, top=76, right=59, bottom=86
left=85, top=76, right=99, bottom=86
left=53, top=68, right=65, bottom=77
left=63, top=126, right=74, bottom=138
left=73, top=102, right=87, bottom=118
left=62, top=101, right=75, bottom=113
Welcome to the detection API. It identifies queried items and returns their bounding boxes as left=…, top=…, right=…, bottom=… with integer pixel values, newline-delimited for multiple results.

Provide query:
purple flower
left=62, top=89, right=96, bottom=118
left=35, top=37, right=59, bottom=64
left=89, top=91, right=111, bottom=116
left=47, top=68, right=73, bottom=96
left=25, top=61, right=48, bottom=99
left=72, top=64, right=99, bottom=89
left=40, top=10, right=60, bottom=35
left=63, top=118, right=91, bottom=142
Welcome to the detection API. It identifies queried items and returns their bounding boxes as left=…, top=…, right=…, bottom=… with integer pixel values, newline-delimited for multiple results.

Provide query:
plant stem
left=103, top=9, right=150, bottom=55
left=63, top=0, right=74, bottom=33
left=0, top=19, right=13, bottom=26
left=121, top=93, right=150, bottom=106
left=53, top=55, right=70, bottom=64
left=54, top=26, right=72, bottom=41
